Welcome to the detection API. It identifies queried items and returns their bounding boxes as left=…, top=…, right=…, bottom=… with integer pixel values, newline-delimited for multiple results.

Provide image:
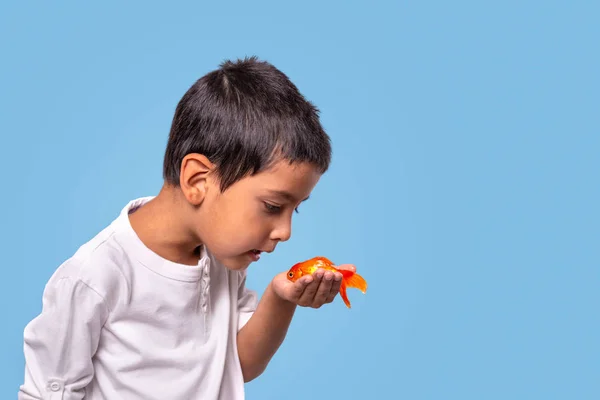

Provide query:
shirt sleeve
left=236, top=270, right=258, bottom=332
left=19, top=276, right=110, bottom=400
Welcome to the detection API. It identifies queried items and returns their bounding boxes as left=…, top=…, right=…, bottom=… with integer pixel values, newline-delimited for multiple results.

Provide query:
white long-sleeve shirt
left=19, top=197, right=258, bottom=400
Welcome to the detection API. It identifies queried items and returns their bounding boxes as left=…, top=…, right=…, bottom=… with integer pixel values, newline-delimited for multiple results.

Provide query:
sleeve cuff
left=237, top=310, right=254, bottom=332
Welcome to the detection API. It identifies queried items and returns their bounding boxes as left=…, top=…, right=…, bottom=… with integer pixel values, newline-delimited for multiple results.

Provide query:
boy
left=19, top=57, right=355, bottom=399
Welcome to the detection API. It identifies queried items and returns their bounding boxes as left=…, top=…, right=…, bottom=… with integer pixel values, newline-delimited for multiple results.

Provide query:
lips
left=252, top=248, right=275, bottom=254
left=247, top=248, right=276, bottom=262
left=248, top=249, right=261, bottom=261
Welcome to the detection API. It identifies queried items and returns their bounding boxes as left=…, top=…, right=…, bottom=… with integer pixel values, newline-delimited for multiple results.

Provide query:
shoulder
left=47, top=221, right=131, bottom=311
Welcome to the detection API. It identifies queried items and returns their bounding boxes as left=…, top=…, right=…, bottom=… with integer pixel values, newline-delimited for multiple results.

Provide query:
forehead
left=244, top=160, right=322, bottom=201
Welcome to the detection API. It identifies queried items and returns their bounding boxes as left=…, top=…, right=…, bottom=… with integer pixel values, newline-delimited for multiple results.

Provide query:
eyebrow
left=267, top=190, right=310, bottom=203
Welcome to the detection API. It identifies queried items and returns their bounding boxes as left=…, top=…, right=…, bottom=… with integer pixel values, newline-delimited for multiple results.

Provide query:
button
left=49, top=380, right=62, bottom=391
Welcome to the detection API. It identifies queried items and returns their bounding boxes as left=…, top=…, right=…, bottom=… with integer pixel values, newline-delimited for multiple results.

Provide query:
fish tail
left=339, top=281, right=351, bottom=308
left=337, top=271, right=368, bottom=308
left=341, top=271, right=368, bottom=294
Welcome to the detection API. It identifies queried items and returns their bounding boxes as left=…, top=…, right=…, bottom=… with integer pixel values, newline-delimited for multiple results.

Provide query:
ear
left=179, top=153, right=216, bottom=206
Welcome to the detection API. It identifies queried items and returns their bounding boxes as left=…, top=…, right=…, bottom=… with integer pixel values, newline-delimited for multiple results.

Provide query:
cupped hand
left=271, top=264, right=356, bottom=308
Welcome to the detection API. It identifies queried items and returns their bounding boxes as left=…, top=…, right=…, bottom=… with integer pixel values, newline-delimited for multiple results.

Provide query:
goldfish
left=287, top=256, right=367, bottom=308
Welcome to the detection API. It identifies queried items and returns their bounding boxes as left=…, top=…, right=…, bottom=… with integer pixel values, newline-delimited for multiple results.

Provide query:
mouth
left=248, top=249, right=262, bottom=261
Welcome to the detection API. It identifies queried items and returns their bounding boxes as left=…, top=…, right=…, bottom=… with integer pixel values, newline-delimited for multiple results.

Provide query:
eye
left=288, top=271, right=294, bottom=278
left=263, top=201, right=300, bottom=215
left=264, top=202, right=281, bottom=214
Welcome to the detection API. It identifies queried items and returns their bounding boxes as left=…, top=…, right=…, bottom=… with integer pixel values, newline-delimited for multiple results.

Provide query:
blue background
left=1, top=1, right=598, bottom=399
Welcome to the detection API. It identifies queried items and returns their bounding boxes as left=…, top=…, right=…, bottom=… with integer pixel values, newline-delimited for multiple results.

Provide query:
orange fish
left=287, top=256, right=367, bottom=308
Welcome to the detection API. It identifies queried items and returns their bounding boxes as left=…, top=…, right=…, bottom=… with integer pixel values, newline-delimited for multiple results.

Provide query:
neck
left=128, top=185, right=202, bottom=266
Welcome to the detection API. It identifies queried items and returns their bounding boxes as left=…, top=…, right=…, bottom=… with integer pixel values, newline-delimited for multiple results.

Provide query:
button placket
left=200, top=258, right=211, bottom=312
left=199, top=257, right=211, bottom=336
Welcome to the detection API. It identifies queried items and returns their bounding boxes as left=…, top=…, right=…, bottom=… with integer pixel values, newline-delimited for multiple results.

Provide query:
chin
left=216, top=255, right=251, bottom=271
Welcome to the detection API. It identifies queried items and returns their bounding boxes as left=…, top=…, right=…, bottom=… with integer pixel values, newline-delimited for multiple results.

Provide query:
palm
left=271, top=264, right=356, bottom=308
left=271, top=271, right=300, bottom=302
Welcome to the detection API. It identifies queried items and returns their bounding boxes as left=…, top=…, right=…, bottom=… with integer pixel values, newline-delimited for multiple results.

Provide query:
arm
left=19, top=276, right=108, bottom=400
left=236, top=265, right=354, bottom=382
left=236, top=279, right=296, bottom=382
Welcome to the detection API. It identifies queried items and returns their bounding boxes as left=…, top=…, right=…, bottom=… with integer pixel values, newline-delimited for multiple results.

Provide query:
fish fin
left=342, top=272, right=368, bottom=294
left=312, top=256, right=335, bottom=267
left=339, top=281, right=351, bottom=308
left=339, top=269, right=354, bottom=278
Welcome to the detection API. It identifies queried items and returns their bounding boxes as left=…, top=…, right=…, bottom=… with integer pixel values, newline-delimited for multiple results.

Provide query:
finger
left=298, top=269, right=323, bottom=306
left=289, top=275, right=313, bottom=300
left=325, top=272, right=343, bottom=303
left=311, top=271, right=335, bottom=307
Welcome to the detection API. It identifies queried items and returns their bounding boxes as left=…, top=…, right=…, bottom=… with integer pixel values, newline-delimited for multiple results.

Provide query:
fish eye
left=288, top=271, right=294, bottom=278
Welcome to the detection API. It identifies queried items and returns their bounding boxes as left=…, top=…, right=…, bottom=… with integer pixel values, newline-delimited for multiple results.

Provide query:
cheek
left=208, top=198, right=269, bottom=249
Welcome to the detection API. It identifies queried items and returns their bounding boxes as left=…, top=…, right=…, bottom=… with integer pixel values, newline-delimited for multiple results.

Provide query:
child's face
left=186, top=157, right=322, bottom=271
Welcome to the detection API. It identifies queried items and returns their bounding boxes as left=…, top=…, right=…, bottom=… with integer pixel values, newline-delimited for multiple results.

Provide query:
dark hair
left=163, top=56, right=332, bottom=191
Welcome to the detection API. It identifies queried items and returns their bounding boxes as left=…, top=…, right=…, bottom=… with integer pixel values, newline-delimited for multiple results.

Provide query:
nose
left=270, top=219, right=292, bottom=243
